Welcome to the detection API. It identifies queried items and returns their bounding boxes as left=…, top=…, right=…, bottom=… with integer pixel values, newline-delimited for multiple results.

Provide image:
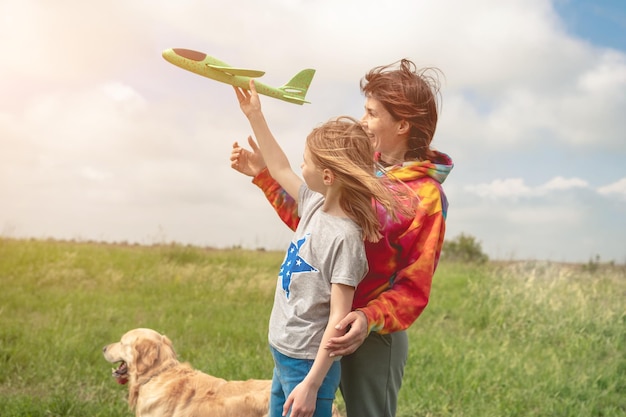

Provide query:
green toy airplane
left=162, top=48, right=316, bottom=105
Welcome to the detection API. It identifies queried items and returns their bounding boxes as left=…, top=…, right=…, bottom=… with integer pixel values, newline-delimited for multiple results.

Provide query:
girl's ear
left=322, top=168, right=335, bottom=185
left=397, top=119, right=410, bottom=135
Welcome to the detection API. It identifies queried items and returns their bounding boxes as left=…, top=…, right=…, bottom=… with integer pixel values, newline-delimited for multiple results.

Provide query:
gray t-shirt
left=268, top=185, right=368, bottom=360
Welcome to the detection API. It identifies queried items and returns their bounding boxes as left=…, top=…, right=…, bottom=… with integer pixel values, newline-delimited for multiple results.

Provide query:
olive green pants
left=339, top=331, right=408, bottom=417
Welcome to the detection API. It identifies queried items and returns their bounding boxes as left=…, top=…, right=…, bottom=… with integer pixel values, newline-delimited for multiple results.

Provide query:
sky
left=1, top=0, right=624, bottom=264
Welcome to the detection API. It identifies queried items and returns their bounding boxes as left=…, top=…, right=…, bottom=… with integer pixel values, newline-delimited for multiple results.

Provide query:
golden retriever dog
left=103, top=328, right=271, bottom=417
left=103, top=328, right=342, bottom=417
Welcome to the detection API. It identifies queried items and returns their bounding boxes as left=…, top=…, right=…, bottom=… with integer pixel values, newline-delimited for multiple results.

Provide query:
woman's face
left=360, top=96, right=406, bottom=159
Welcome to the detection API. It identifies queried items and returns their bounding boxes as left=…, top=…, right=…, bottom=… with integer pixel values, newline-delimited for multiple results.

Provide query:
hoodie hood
left=378, top=150, right=453, bottom=184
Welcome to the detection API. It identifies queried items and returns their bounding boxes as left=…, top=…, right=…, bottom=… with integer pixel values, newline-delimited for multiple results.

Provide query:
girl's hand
left=233, top=79, right=262, bottom=118
left=283, top=380, right=317, bottom=417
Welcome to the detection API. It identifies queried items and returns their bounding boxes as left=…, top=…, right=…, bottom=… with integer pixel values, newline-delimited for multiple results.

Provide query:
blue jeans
left=269, top=345, right=341, bottom=417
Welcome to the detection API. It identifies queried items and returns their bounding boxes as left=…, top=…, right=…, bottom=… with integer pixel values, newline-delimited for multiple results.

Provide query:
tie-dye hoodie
left=252, top=150, right=453, bottom=334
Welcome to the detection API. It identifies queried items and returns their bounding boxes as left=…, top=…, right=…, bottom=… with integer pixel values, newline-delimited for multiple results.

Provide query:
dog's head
left=103, top=328, right=178, bottom=386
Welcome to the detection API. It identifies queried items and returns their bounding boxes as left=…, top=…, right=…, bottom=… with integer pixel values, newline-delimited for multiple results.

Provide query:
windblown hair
left=361, top=59, right=443, bottom=162
left=306, top=117, right=405, bottom=242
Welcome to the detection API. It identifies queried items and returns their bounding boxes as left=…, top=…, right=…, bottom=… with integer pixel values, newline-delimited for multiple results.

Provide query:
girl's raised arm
left=234, top=80, right=303, bottom=200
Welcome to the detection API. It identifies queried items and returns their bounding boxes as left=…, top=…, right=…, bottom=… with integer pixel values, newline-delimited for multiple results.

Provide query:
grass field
left=0, top=238, right=624, bottom=416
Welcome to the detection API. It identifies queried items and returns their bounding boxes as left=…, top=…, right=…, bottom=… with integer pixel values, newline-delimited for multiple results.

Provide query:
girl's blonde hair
left=306, top=116, right=407, bottom=242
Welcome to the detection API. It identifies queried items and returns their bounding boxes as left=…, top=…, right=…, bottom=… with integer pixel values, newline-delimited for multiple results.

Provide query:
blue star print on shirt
left=279, top=233, right=318, bottom=298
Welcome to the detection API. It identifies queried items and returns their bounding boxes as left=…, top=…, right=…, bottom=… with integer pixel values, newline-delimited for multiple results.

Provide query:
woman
left=230, top=59, right=453, bottom=417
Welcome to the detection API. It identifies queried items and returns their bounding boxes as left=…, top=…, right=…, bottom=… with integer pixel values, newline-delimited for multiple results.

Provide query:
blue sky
left=0, top=0, right=624, bottom=263
left=555, top=0, right=626, bottom=50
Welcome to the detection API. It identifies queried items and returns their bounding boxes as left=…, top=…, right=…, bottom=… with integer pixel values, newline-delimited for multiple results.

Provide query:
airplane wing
left=207, top=64, right=265, bottom=78
left=281, top=94, right=310, bottom=104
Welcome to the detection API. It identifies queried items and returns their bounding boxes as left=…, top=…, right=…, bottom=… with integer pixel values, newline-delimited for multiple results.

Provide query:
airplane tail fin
left=279, top=69, right=316, bottom=104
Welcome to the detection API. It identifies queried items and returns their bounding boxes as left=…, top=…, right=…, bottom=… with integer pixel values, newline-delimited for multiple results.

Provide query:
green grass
left=0, top=238, right=624, bottom=416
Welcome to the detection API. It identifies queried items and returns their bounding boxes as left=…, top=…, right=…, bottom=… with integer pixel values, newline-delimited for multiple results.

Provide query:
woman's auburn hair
left=361, top=59, right=443, bottom=162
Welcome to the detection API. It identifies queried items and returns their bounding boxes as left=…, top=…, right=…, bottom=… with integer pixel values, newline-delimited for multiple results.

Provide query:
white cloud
left=465, top=178, right=532, bottom=199
left=464, top=176, right=590, bottom=199
left=598, top=178, right=626, bottom=199
left=578, top=51, right=626, bottom=95
left=101, top=82, right=145, bottom=105
left=79, top=166, right=112, bottom=182
left=539, top=176, right=588, bottom=191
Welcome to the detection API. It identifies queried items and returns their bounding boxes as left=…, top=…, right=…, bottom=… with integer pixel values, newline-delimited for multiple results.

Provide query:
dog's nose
left=102, top=345, right=107, bottom=353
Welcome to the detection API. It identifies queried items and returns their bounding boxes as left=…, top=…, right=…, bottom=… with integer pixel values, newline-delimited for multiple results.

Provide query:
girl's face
left=361, top=96, right=406, bottom=158
left=301, top=145, right=325, bottom=194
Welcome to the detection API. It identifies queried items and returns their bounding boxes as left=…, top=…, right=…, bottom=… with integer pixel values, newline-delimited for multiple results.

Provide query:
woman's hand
left=230, top=136, right=266, bottom=177
left=325, top=310, right=369, bottom=356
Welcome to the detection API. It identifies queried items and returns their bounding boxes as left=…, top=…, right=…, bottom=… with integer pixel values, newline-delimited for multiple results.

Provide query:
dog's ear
left=160, top=335, right=177, bottom=361
left=134, top=338, right=160, bottom=375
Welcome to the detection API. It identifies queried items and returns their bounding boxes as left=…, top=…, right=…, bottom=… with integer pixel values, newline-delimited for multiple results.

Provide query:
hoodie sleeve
left=252, top=167, right=300, bottom=231
left=359, top=181, right=446, bottom=334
